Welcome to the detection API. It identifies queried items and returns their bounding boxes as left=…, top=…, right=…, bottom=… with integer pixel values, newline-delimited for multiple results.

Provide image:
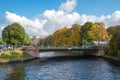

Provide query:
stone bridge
left=22, top=46, right=39, bottom=57
left=22, top=46, right=105, bottom=57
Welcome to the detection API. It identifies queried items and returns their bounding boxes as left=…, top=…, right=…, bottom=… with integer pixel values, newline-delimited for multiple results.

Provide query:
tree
left=53, top=27, right=68, bottom=46
left=42, top=35, right=53, bottom=47
left=107, top=25, right=120, bottom=58
left=108, top=25, right=120, bottom=49
left=69, top=24, right=81, bottom=46
left=0, top=38, right=5, bottom=45
left=80, top=22, right=93, bottom=47
left=2, top=22, right=30, bottom=49
left=42, top=23, right=81, bottom=47
left=107, top=25, right=120, bottom=40
left=52, top=24, right=81, bottom=47
left=23, top=34, right=31, bottom=45
left=88, top=22, right=108, bottom=41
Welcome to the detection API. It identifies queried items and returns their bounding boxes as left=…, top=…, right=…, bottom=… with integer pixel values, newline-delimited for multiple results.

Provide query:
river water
left=0, top=51, right=120, bottom=80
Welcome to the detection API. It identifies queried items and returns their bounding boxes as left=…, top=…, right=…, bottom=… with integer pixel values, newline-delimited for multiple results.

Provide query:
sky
left=0, top=0, right=120, bottom=37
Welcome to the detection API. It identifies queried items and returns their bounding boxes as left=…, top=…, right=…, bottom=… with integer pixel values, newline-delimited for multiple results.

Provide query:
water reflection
left=0, top=51, right=119, bottom=80
left=6, top=63, right=26, bottom=80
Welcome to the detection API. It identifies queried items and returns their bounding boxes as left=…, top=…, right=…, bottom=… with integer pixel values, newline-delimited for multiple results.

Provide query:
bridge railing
left=39, top=46, right=88, bottom=49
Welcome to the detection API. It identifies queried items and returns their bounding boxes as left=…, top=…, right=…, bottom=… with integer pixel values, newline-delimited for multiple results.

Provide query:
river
left=0, top=51, right=120, bottom=80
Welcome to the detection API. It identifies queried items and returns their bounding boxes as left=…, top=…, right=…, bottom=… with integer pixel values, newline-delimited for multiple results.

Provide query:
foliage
left=41, top=23, right=81, bottom=47
left=41, top=22, right=109, bottom=47
left=88, top=22, right=108, bottom=41
left=0, top=50, right=32, bottom=61
left=108, top=25, right=120, bottom=49
left=42, top=35, right=54, bottom=46
left=53, top=24, right=81, bottom=47
left=53, top=27, right=68, bottom=46
left=69, top=24, right=81, bottom=46
left=107, top=26, right=118, bottom=35
left=24, top=34, right=31, bottom=45
left=80, top=22, right=93, bottom=46
left=106, top=25, right=120, bottom=58
left=2, top=22, right=31, bottom=46
left=0, top=38, right=5, bottom=45
left=106, top=50, right=120, bottom=58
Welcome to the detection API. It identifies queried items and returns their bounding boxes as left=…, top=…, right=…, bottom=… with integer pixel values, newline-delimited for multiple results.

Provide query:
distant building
left=31, top=36, right=40, bottom=46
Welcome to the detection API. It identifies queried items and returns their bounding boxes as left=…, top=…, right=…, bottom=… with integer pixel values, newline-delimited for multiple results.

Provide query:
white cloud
left=99, top=11, right=120, bottom=27
left=78, top=14, right=98, bottom=25
left=5, top=11, right=48, bottom=37
left=59, top=0, right=76, bottom=13
left=43, top=10, right=80, bottom=27
left=0, top=0, right=120, bottom=38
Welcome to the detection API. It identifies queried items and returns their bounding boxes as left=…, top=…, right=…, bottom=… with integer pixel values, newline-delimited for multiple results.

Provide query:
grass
left=0, top=50, right=33, bottom=62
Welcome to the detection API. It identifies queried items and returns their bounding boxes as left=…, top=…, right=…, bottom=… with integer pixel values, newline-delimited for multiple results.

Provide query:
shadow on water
left=39, top=51, right=97, bottom=60
left=40, top=54, right=98, bottom=61
left=22, top=51, right=119, bottom=66
left=33, top=51, right=120, bottom=67
left=102, top=57, right=120, bottom=67
left=0, top=63, right=26, bottom=80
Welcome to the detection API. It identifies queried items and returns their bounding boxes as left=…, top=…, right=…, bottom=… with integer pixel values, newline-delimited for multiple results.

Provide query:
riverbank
left=0, top=50, right=38, bottom=64
left=102, top=55, right=120, bottom=62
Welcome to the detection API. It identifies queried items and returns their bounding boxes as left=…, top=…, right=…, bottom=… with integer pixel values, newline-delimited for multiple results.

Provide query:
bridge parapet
left=22, top=46, right=39, bottom=57
left=22, top=46, right=37, bottom=51
left=22, top=46, right=105, bottom=57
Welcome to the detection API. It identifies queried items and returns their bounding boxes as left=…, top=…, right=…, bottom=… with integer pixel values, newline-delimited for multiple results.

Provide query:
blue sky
left=0, top=0, right=120, bottom=18
left=76, top=0, right=120, bottom=16
left=0, top=0, right=63, bottom=18
left=0, top=0, right=120, bottom=37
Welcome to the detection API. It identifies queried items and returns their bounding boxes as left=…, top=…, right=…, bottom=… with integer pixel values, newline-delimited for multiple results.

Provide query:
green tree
left=80, top=22, right=93, bottom=47
left=0, top=38, right=5, bottom=45
left=108, top=25, right=120, bottom=49
left=23, top=34, right=31, bottom=45
left=107, top=25, right=120, bottom=58
left=107, top=25, right=119, bottom=40
left=2, top=22, right=30, bottom=49
left=43, top=35, right=53, bottom=47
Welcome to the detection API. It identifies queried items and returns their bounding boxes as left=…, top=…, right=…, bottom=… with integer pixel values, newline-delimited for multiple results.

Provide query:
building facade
left=31, top=36, right=40, bottom=46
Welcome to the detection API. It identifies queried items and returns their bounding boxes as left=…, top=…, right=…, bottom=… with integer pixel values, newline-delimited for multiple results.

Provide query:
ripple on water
left=0, top=52, right=120, bottom=80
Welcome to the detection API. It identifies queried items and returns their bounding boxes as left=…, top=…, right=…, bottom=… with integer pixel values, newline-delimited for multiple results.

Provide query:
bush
left=106, top=50, right=117, bottom=56
left=106, top=49, right=120, bottom=58
left=117, top=50, right=120, bottom=58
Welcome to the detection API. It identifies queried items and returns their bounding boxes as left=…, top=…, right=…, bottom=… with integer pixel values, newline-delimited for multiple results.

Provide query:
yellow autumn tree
left=88, top=22, right=108, bottom=41
left=52, top=24, right=81, bottom=47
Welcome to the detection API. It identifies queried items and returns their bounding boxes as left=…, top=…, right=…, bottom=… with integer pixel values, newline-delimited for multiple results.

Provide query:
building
left=31, top=36, right=40, bottom=46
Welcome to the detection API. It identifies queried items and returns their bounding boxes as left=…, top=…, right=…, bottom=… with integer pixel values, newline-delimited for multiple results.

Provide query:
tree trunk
left=13, top=45, right=15, bottom=51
